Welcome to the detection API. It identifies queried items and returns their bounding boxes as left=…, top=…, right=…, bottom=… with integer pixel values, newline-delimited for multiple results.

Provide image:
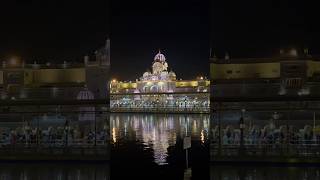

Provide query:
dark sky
left=211, top=0, right=320, bottom=58
left=111, top=0, right=210, bottom=80
left=0, top=0, right=109, bottom=63
left=1, top=0, right=317, bottom=75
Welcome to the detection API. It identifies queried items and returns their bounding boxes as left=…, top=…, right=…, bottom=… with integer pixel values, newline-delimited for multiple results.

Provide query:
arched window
left=150, top=85, right=158, bottom=93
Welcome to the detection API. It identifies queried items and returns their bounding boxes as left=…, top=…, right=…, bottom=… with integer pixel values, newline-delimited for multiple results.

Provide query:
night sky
left=111, top=0, right=210, bottom=80
left=1, top=1, right=317, bottom=76
left=211, top=0, right=320, bottom=58
left=0, top=1, right=109, bottom=63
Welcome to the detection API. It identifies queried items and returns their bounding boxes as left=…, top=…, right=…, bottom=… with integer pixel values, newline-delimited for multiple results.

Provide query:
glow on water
left=111, top=114, right=209, bottom=165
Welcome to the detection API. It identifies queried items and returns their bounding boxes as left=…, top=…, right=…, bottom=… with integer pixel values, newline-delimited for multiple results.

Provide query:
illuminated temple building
left=0, top=39, right=110, bottom=100
left=110, top=50, right=210, bottom=113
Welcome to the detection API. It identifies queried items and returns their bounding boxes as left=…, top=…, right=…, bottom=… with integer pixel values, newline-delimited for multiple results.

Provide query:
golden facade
left=211, top=59, right=320, bottom=80
left=24, top=68, right=86, bottom=86
left=0, top=70, right=3, bottom=85
left=211, top=62, right=280, bottom=80
left=210, top=51, right=320, bottom=97
left=111, top=80, right=210, bottom=94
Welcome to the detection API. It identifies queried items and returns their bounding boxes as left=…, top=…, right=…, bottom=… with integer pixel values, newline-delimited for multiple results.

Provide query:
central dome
left=154, top=50, right=166, bottom=62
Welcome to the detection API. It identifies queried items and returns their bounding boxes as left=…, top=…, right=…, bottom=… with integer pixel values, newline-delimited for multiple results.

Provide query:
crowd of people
left=0, top=126, right=110, bottom=147
left=211, top=124, right=320, bottom=145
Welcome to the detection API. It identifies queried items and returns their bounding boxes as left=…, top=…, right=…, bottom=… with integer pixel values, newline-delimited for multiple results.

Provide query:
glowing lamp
left=8, top=56, right=21, bottom=67
left=289, top=48, right=298, bottom=57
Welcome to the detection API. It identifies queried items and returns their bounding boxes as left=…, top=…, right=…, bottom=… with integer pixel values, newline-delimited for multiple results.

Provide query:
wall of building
left=211, top=59, right=320, bottom=81
left=24, top=68, right=86, bottom=85
left=0, top=71, right=3, bottom=85
left=307, top=60, right=320, bottom=78
left=111, top=80, right=210, bottom=94
left=0, top=65, right=108, bottom=99
left=210, top=63, right=280, bottom=80
left=86, top=66, right=109, bottom=99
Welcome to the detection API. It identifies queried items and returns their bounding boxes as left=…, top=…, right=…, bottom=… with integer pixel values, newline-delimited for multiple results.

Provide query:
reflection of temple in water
left=111, top=114, right=209, bottom=165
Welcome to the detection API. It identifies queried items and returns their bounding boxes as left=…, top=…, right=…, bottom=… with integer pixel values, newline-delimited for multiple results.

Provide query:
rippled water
left=0, top=163, right=109, bottom=180
left=111, top=113, right=210, bottom=179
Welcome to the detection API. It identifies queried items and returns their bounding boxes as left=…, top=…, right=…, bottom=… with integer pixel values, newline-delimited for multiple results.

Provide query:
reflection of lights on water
left=112, top=127, right=117, bottom=143
left=111, top=114, right=209, bottom=165
left=153, top=128, right=156, bottom=142
left=193, top=120, right=197, bottom=133
left=204, top=119, right=209, bottom=130
left=124, top=122, right=127, bottom=134
left=201, top=130, right=205, bottom=144
left=139, top=117, right=173, bottom=165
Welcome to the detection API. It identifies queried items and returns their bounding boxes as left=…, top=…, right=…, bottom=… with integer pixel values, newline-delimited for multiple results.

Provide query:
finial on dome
left=158, top=49, right=161, bottom=54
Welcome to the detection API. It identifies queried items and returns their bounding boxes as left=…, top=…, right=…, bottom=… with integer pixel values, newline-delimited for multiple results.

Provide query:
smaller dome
left=168, top=71, right=176, bottom=80
left=143, top=71, right=151, bottom=77
left=168, top=71, right=176, bottom=77
left=154, top=50, right=166, bottom=62
left=151, top=75, right=158, bottom=81
left=161, top=71, right=168, bottom=75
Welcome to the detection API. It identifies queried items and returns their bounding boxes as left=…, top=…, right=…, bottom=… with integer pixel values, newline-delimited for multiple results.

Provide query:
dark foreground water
left=111, top=113, right=210, bottom=180
left=0, top=163, right=109, bottom=180
left=211, top=165, right=320, bottom=180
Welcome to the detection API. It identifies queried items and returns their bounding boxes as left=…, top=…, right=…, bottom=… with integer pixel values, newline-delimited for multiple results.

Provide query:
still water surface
left=0, top=163, right=109, bottom=180
left=111, top=113, right=209, bottom=179
left=211, top=165, right=320, bottom=180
